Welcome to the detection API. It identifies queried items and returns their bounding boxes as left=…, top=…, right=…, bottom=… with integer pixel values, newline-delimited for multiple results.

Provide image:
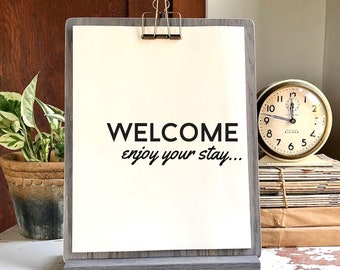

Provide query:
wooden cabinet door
left=0, top=0, right=205, bottom=233
left=128, top=0, right=205, bottom=17
left=173, top=0, right=206, bottom=18
left=0, top=0, right=128, bottom=233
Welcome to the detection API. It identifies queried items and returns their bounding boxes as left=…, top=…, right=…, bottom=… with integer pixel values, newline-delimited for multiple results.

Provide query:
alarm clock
left=257, top=79, right=332, bottom=165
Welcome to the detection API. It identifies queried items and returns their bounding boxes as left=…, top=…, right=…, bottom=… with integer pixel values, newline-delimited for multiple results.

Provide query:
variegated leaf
left=0, top=133, right=25, bottom=150
left=21, top=74, right=38, bottom=128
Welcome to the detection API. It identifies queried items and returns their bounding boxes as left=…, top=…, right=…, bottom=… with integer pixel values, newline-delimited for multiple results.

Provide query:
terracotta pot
left=0, top=152, right=64, bottom=240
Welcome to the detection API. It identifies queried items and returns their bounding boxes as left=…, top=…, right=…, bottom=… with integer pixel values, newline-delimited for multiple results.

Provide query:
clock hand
left=289, top=101, right=296, bottom=124
left=289, top=101, right=294, bottom=117
left=263, top=113, right=291, bottom=122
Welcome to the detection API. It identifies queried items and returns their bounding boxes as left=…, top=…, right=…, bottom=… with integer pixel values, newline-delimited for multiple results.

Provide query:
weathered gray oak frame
left=64, top=18, right=260, bottom=269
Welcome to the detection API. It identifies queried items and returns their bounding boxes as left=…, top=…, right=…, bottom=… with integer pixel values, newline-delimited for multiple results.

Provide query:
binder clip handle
left=152, top=0, right=170, bottom=11
left=141, top=0, right=182, bottom=40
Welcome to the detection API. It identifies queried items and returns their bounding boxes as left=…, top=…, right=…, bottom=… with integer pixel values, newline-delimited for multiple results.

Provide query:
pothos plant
left=0, top=74, right=64, bottom=162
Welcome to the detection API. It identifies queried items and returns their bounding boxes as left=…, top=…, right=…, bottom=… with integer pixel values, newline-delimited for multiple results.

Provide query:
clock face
left=257, top=80, right=332, bottom=161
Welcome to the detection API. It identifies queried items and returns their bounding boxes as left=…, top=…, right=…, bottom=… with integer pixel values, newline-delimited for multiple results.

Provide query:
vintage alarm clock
left=257, top=79, right=332, bottom=164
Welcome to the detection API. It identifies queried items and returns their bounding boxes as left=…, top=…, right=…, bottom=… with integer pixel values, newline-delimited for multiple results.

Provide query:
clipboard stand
left=64, top=16, right=260, bottom=270
left=141, top=0, right=182, bottom=40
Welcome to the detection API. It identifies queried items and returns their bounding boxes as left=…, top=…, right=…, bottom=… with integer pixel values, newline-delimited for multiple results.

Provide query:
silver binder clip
left=141, top=0, right=182, bottom=40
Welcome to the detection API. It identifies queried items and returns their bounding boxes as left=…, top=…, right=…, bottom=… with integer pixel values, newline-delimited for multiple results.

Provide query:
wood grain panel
left=0, top=0, right=205, bottom=234
left=0, top=179, right=15, bottom=232
left=128, top=0, right=206, bottom=18
left=173, top=0, right=206, bottom=18
left=128, top=0, right=165, bottom=17
left=0, top=0, right=127, bottom=233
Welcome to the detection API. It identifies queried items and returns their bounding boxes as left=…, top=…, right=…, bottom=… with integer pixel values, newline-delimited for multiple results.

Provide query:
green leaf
left=55, top=142, right=64, bottom=161
left=21, top=74, right=38, bottom=128
left=0, top=111, right=20, bottom=132
left=43, top=102, right=64, bottom=116
left=21, top=146, right=40, bottom=162
left=0, top=116, right=11, bottom=129
left=10, top=121, right=20, bottom=133
left=0, top=111, right=19, bottom=122
left=0, top=133, right=25, bottom=150
left=0, top=92, right=21, bottom=102
left=0, top=92, right=21, bottom=117
left=36, top=98, right=65, bottom=130
left=45, top=113, right=65, bottom=122
left=33, top=132, right=51, bottom=162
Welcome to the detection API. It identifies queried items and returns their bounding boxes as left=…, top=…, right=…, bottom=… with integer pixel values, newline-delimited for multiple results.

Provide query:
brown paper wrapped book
left=262, top=226, right=340, bottom=247
left=261, top=207, right=340, bottom=228
left=261, top=207, right=340, bottom=247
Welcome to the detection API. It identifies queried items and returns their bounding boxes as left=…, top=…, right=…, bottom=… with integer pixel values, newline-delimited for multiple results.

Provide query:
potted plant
left=0, top=73, right=65, bottom=240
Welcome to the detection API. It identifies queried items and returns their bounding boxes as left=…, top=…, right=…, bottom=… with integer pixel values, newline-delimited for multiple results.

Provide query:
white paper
left=72, top=25, right=251, bottom=252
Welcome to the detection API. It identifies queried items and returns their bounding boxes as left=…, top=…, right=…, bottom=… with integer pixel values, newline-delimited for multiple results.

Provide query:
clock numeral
left=266, top=105, right=275, bottom=112
left=312, top=105, right=317, bottom=112
left=302, top=139, right=307, bottom=147
left=310, top=131, right=316, bottom=137
left=266, top=129, right=273, bottom=138
left=304, top=96, right=307, bottom=103
left=276, top=139, right=281, bottom=146
left=277, top=95, right=283, bottom=102
left=264, top=117, right=270, bottom=125
left=290, top=92, right=296, bottom=98
left=288, top=143, right=294, bottom=151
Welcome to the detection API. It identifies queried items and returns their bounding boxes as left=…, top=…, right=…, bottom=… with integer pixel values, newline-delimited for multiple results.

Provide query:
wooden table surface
left=0, top=226, right=339, bottom=270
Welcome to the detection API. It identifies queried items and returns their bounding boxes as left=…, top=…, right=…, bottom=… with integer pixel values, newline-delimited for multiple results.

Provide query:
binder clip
left=141, top=0, right=182, bottom=40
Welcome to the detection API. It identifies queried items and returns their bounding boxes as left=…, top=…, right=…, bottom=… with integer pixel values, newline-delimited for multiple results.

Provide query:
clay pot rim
left=0, top=152, right=64, bottom=172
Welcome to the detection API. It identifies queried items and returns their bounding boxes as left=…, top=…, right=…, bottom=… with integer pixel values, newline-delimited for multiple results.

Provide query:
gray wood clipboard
left=64, top=17, right=260, bottom=269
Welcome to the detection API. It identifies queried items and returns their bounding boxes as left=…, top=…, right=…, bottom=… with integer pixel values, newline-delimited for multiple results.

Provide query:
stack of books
left=259, top=154, right=340, bottom=247
left=259, top=154, right=340, bottom=208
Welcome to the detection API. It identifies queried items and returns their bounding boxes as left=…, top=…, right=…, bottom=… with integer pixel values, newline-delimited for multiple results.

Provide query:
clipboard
left=64, top=17, right=260, bottom=269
